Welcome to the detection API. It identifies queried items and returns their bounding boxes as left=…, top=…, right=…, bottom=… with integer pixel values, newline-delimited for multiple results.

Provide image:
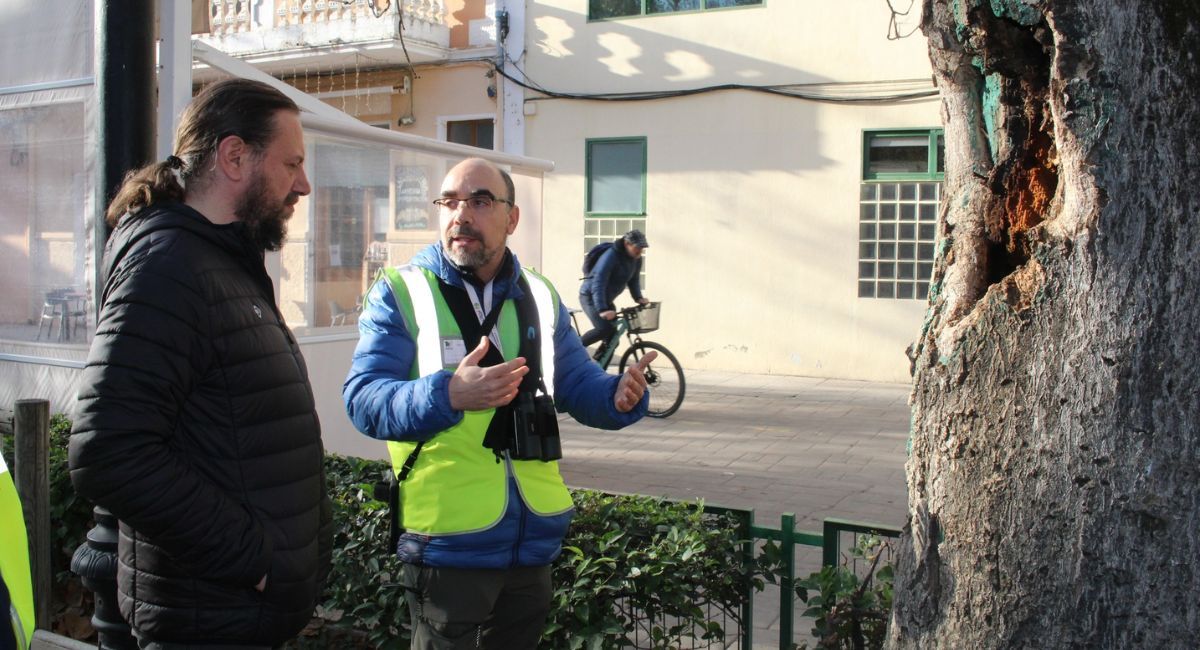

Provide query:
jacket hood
left=104, top=203, right=259, bottom=281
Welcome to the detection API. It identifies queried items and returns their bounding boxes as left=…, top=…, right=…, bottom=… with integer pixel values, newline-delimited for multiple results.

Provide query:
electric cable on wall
left=493, top=56, right=937, bottom=105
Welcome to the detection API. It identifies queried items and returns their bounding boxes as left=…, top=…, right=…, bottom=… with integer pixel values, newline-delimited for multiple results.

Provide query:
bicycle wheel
left=619, top=341, right=685, bottom=418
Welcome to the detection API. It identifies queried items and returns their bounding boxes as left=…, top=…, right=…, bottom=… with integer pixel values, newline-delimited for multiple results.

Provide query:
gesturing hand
left=614, top=350, right=658, bottom=413
left=448, top=337, right=529, bottom=411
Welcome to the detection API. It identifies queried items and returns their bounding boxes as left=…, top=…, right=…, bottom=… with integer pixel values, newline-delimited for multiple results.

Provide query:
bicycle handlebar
left=617, top=306, right=648, bottom=320
left=618, top=301, right=658, bottom=316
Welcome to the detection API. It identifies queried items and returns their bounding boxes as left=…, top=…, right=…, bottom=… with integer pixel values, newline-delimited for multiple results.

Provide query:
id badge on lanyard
left=463, top=282, right=504, bottom=355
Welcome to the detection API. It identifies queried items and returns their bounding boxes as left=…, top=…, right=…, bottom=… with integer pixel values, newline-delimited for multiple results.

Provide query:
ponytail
left=104, top=155, right=188, bottom=227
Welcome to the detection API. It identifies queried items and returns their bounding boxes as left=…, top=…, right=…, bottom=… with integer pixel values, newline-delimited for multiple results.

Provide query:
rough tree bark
left=890, top=1, right=1200, bottom=647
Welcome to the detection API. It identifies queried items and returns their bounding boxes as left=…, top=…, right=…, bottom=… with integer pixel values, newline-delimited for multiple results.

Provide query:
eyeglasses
left=432, top=196, right=513, bottom=212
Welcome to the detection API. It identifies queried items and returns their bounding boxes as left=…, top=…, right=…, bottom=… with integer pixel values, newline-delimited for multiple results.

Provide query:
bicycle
left=569, top=301, right=686, bottom=418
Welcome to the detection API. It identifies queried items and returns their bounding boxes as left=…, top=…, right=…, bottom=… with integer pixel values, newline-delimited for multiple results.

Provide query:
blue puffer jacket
left=343, top=244, right=647, bottom=567
left=583, top=239, right=644, bottom=311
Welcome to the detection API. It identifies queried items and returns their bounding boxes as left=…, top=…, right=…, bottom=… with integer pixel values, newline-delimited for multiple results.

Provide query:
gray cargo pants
left=400, top=563, right=553, bottom=650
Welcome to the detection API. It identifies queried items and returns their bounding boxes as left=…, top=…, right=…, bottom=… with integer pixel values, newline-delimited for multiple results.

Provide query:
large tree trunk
left=891, top=1, right=1200, bottom=647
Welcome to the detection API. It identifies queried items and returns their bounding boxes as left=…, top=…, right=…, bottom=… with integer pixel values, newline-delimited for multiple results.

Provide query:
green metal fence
left=701, top=504, right=902, bottom=649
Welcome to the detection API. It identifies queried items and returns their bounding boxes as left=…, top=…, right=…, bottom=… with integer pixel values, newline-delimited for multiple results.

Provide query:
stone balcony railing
left=198, top=0, right=452, bottom=70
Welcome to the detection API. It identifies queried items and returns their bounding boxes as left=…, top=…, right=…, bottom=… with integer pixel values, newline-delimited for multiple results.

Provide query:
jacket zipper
left=505, top=452, right=527, bottom=567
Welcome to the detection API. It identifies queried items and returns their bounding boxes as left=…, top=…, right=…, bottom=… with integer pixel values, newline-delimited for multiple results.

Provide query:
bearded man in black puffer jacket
left=69, top=79, right=332, bottom=650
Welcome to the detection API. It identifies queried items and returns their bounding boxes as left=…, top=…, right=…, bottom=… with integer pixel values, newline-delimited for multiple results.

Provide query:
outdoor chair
left=35, top=290, right=63, bottom=341
left=65, top=294, right=87, bottom=340
left=329, top=299, right=358, bottom=326
left=36, top=289, right=87, bottom=342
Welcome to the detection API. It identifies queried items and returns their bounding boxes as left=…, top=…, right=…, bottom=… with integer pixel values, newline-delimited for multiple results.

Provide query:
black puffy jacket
left=69, top=203, right=332, bottom=646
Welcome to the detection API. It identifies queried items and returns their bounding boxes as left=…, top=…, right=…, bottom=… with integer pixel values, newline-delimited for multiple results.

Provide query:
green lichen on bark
left=981, top=73, right=1002, bottom=163
left=989, top=0, right=1042, bottom=25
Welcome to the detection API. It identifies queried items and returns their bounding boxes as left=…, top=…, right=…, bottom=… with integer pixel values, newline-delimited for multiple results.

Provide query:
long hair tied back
left=109, top=155, right=188, bottom=224
left=165, top=155, right=186, bottom=190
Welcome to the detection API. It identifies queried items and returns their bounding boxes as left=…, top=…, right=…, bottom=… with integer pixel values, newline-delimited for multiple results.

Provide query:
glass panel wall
left=279, top=130, right=544, bottom=335
left=0, top=109, right=545, bottom=348
left=0, top=101, right=91, bottom=347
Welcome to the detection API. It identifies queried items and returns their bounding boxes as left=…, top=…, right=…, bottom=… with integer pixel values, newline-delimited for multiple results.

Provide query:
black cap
left=624, top=229, right=649, bottom=248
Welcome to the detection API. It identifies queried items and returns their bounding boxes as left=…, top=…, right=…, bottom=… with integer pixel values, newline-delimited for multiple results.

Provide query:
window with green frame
left=586, top=137, right=646, bottom=215
left=585, top=137, right=648, bottom=287
left=862, top=128, right=944, bottom=181
left=858, top=128, right=944, bottom=300
left=589, top=0, right=762, bottom=20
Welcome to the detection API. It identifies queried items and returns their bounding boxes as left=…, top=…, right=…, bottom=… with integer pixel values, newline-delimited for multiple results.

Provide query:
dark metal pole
left=92, top=0, right=156, bottom=295
left=76, top=3, right=156, bottom=648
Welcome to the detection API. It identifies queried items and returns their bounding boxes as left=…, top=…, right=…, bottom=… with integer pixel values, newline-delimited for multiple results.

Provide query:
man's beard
left=444, top=225, right=498, bottom=271
left=236, top=172, right=296, bottom=252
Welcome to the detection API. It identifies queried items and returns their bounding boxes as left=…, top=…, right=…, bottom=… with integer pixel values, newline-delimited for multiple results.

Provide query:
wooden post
left=13, top=398, right=52, bottom=631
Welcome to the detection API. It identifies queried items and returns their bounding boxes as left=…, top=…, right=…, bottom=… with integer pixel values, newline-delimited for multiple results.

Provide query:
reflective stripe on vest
left=381, top=266, right=573, bottom=535
left=398, top=266, right=442, bottom=376
left=525, top=272, right=556, bottom=397
left=1, top=456, right=34, bottom=649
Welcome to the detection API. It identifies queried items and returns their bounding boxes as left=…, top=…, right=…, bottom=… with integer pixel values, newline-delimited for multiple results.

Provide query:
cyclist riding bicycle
left=579, top=229, right=649, bottom=361
left=568, top=301, right=686, bottom=418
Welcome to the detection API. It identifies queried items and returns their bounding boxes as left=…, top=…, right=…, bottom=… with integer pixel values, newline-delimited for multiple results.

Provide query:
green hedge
left=4, top=419, right=890, bottom=649
left=1, top=415, right=96, bottom=639
left=302, top=455, right=756, bottom=649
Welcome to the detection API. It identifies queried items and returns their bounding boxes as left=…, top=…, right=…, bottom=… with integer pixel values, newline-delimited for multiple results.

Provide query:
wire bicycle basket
left=628, top=302, right=661, bottom=334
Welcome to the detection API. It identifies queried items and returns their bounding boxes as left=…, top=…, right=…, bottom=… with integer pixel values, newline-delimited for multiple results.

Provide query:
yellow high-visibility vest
left=1, top=454, right=34, bottom=649
left=381, top=265, right=573, bottom=535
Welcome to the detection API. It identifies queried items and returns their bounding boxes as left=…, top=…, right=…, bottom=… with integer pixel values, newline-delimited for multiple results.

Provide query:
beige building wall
left=398, top=63, right=498, bottom=141
left=520, top=1, right=940, bottom=382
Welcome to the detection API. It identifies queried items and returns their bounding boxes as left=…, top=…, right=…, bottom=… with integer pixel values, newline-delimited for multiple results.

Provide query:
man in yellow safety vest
left=1, top=453, right=34, bottom=650
left=345, top=157, right=656, bottom=649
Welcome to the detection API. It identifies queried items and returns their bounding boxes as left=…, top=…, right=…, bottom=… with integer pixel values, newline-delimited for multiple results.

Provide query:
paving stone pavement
left=557, top=368, right=913, bottom=648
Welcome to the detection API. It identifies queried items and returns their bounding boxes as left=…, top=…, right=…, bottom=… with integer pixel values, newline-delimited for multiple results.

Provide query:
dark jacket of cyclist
left=579, top=229, right=649, bottom=348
